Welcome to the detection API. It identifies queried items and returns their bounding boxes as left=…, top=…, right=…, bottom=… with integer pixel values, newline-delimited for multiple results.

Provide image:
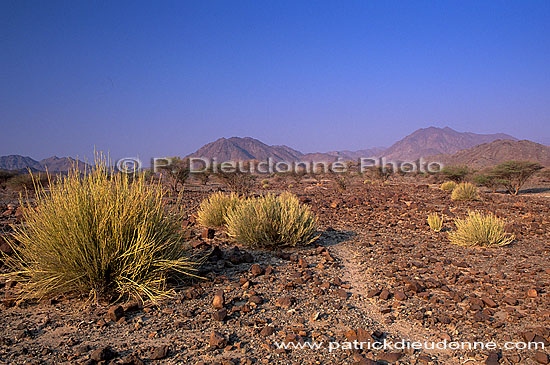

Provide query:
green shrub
left=451, top=182, right=479, bottom=201
left=440, top=181, right=457, bottom=191
left=197, top=192, right=241, bottom=228
left=2, top=157, right=199, bottom=302
left=448, top=211, right=514, bottom=247
left=440, top=165, right=471, bottom=182
left=427, top=213, right=443, bottom=232
left=490, top=160, right=543, bottom=195
left=225, top=192, right=318, bottom=248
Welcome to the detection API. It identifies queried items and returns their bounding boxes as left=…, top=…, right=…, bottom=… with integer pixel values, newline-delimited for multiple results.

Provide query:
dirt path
left=331, top=236, right=472, bottom=364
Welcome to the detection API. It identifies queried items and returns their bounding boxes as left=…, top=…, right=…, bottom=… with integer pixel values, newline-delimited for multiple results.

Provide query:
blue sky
left=1, top=0, right=549, bottom=163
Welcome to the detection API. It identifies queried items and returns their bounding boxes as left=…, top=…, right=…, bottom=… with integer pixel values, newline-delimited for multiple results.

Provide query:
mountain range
left=185, top=126, right=523, bottom=164
left=426, top=139, right=550, bottom=169
left=2, top=126, right=548, bottom=171
left=0, top=155, right=86, bottom=172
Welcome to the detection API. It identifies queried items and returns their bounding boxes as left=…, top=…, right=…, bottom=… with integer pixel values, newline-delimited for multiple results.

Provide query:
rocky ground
left=0, top=178, right=549, bottom=364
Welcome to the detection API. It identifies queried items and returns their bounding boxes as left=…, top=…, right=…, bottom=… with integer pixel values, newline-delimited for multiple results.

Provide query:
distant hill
left=0, top=155, right=43, bottom=171
left=187, top=137, right=303, bottom=162
left=381, top=126, right=517, bottom=161
left=187, top=136, right=386, bottom=163
left=427, top=139, right=550, bottom=169
left=0, top=155, right=87, bottom=172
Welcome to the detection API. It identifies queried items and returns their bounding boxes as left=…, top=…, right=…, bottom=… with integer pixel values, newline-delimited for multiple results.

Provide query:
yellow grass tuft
left=451, top=182, right=479, bottom=201
left=197, top=192, right=241, bottom=228
left=448, top=211, right=514, bottom=247
left=440, top=181, right=457, bottom=192
left=225, top=192, right=318, bottom=248
left=427, top=213, right=443, bottom=232
left=2, top=155, right=200, bottom=303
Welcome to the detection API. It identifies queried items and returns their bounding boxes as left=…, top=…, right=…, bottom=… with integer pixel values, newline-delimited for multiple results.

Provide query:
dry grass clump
left=448, top=211, right=514, bottom=247
left=440, top=181, right=457, bottom=192
left=2, top=156, right=199, bottom=302
left=451, top=182, right=479, bottom=201
left=197, top=192, right=241, bottom=228
left=225, top=192, right=318, bottom=248
left=427, top=213, right=443, bottom=232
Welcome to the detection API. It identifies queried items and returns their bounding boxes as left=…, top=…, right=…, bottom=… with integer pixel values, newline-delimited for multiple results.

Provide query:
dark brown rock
left=90, top=346, right=117, bottom=361
left=209, top=331, right=227, bottom=349
left=107, top=305, right=124, bottom=322
left=250, top=264, right=263, bottom=277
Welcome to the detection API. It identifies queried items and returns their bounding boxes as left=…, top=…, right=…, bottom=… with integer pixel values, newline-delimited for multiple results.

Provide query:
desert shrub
left=440, top=181, right=457, bottom=191
left=448, top=211, right=514, bottom=247
left=157, top=157, right=190, bottom=195
left=225, top=192, right=318, bottom=248
left=217, top=170, right=255, bottom=194
left=0, top=170, right=18, bottom=186
left=427, top=213, right=443, bottom=232
left=2, top=157, right=199, bottom=302
left=451, top=182, right=479, bottom=201
left=473, top=173, right=501, bottom=193
left=440, top=165, right=471, bottom=182
left=197, top=192, right=241, bottom=228
left=490, top=160, right=543, bottom=195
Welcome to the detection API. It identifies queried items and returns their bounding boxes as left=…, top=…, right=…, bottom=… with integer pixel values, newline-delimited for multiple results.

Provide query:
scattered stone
left=212, top=308, right=227, bottom=321
left=380, top=289, right=391, bottom=300
left=528, top=289, right=538, bottom=298
left=276, top=296, right=294, bottom=309
left=201, top=228, right=215, bottom=240
left=213, top=290, right=225, bottom=309
left=209, top=331, right=227, bottom=349
left=107, top=305, right=124, bottom=322
left=298, top=257, right=308, bottom=269
left=150, top=345, right=169, bottom=360
left=534, top=352, right=549, bottom=364
left=250, top=264, right=264, bottom=277
left=394, top=291, right=407, bottom=301
left=90, top=346, right=117, bottom=362
left=260, top=326, right=275, bottom=337
left=485, top=351, right=499, bottom=365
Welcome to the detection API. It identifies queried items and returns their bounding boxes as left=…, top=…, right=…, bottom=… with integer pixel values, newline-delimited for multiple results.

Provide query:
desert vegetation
left=225, top=192, right=318, bottom=248
left=197, top=192, right=241, bottom=228
left=448, top=211, right=515, bottom=247
left=2, top=157, right=199, bottom=302
left=427, top=212, right=443, bottom=232
left=451, top=182, right=479, bottom=201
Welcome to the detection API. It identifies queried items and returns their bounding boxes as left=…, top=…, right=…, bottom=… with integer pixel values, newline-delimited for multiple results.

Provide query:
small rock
left=250, top=264, right=263, bottom=277
left=90, top=346, right=117, bottom=361
left=260, top=326, right=275, bottom=337
left=213, top=290, right=225, bottom=309
left=212, top=308, right=227, bottom=321
left=394, top=291, right=407, bottom=301
left=528, top=289, right=538, bottom=298
left=209, top=331, right=227, bottom=349
left=486, top=351, right=499, bottom=365
left=380, top=289, right=391, bottom=300
left=201, top=228, right=215, bottom=240
left=534, top=352, right=549, bottom=364
left=107, top=305, right=124, bottom=322
left=150, top=345, right=169, bottom=360
left=276, top=296, right=294, bottom=309
left=298, top=257, right=308, bottom=269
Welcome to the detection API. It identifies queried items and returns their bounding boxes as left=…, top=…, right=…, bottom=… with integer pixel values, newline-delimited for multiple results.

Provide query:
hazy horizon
left=2, top=1, right=549, bottom=162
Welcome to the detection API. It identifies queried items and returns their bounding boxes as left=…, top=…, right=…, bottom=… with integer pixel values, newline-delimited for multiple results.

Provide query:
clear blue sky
left=1, top=0, right=549, bottom=163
